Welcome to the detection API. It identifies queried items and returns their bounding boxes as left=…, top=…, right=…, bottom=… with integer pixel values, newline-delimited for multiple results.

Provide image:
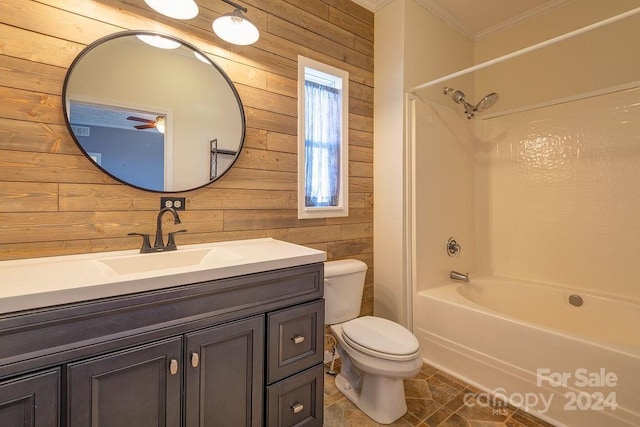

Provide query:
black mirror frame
left=62, top=30, right=246, bottom=193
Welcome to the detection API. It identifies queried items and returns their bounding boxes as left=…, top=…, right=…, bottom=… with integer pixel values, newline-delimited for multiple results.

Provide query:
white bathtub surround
left=477, top=87, right=640, bottom=301
left=407, top=85, right=640, bottom=427
left=415, top=276, right=640, bottom=427
left=387, top=3, right=640, bottom=427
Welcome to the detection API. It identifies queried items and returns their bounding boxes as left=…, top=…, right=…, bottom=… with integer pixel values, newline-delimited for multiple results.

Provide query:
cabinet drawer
left=266, top=364, right=323, bottom=427
left=267, top=300, right=324, bottom=384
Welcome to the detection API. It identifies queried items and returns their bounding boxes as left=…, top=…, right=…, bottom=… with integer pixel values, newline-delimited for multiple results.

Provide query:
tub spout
left=450, top=270, right=469, bottom=282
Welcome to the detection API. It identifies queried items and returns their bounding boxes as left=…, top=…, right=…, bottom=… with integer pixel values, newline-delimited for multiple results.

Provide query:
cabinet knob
left=291, top=335, right=305, bottom=344
left=169, top=359, right=179, bottom=375
left=191, top=352, right=199, bottom=368
left=290, top=402, right=304, bottom=414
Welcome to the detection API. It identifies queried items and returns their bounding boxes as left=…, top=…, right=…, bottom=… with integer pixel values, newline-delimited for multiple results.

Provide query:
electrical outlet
left=160, top=197, right=186, bottom=211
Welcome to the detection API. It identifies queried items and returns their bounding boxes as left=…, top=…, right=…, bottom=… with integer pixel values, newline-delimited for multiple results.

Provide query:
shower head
left=442, top=87, right=499, bottom=119
left=475, top=93, right=499, bottom=113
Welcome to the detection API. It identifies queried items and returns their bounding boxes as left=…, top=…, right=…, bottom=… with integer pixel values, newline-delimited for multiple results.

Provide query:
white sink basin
left=0, top=238, right=326, bottom=314
left=98, top=245, right=248, bottom=275
left=100, top=248, right=212, bottom=275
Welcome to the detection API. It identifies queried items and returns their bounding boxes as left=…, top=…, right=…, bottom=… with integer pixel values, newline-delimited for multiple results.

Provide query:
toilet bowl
left=324, top=260, right=423, bottom=424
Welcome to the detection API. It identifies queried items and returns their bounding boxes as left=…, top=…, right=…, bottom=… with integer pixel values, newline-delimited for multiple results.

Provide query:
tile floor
left=323, top=360, right=556, bottom=427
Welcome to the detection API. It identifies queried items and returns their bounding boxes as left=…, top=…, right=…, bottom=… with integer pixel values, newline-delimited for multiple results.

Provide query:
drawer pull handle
left=169, top=359, right=179, bottom=375
left=291, top=335, right=305, bottom=344
left=291, top=402, right=304, bottom=414
left=191, top=352, right=199, bottom=368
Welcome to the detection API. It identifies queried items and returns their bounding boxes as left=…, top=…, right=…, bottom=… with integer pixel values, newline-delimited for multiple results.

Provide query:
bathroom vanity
left=0, top=238, right=325, bottom=426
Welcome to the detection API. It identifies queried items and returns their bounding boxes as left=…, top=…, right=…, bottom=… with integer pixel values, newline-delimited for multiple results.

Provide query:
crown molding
left=414, top=0, right=476, bottom=40
left=362, top=0, right=573, bottom=41
left=475, top=0, right=573, bottom=41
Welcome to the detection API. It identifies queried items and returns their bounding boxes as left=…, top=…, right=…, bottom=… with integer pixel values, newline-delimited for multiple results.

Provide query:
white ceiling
left=351, top=0, right=572, bottom=40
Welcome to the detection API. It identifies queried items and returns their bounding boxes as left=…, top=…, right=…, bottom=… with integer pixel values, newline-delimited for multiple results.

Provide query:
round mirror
left=63, top=31, right=245, bottom=192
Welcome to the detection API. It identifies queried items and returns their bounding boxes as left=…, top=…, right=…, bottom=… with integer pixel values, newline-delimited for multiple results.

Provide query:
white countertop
left=0, top=238, right=326, bottom=315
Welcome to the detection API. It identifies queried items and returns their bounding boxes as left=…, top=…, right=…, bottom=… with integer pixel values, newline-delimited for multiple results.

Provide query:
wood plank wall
left=0, top=0, right=374, bottom=315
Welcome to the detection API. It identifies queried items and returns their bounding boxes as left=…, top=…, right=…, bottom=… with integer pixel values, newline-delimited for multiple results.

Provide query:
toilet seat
left=341, top=316, right=420, bottom=362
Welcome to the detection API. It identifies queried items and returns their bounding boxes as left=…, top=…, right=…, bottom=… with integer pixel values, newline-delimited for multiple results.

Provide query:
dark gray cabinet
left=0, top=263, right=324, bottom=427
left=266, top=365, right=323, bottom=427
left=68, top=337, right=182, bottom=427
left=266, top=300, right=324, bottom=427
left=267, top=300, right=324, bottom=384
left=0, top=369, right=60, bottom=427
left=67, top=317, right=264, bottom=427
left=185, top=316, right=264, bottom=427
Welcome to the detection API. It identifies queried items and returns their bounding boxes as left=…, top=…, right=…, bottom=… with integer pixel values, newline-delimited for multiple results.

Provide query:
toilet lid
left=342, top=316, right=420, bottom=360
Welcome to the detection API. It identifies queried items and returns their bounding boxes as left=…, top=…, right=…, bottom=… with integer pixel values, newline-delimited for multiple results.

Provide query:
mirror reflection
left=63, top=31, right=245, bottom=192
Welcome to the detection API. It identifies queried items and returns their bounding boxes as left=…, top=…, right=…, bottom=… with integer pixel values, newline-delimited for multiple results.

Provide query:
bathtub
left=414, top=276, right=640, bottom=427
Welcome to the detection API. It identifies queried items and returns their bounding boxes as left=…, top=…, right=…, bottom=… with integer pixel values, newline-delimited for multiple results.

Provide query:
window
left=298, top=56, right=349, bottom=219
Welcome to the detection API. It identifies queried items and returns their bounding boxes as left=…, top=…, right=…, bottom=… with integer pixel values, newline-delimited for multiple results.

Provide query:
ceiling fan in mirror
left=127, top=115, right=166, bottom=134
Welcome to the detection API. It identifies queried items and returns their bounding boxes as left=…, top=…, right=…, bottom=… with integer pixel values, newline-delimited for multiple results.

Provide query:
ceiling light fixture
left=212, top=0, right=260, bottom=46
left=155, top=116, right=166, bottom=134
left=144, top=0, right=199, bottom=20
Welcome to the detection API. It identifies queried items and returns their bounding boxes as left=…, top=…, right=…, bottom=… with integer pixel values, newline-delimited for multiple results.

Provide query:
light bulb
left=155, top=117, right=165, bottom=134
left=212, top=9, right=260, bottom=46
left=144, top=0, right=199, bottom=20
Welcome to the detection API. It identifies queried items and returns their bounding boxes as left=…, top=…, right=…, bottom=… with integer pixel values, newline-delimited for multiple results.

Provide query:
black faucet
left=129, top=207, right=187, bottom=253
left=154, top=207, right=181, bottom=249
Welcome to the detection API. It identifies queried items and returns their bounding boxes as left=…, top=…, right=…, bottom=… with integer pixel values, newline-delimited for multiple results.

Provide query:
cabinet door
left=185, top=316, right=264, bottom=427
left=0, top=369, right=60, bottom=427
left=67, top=337, right=182, bottom=427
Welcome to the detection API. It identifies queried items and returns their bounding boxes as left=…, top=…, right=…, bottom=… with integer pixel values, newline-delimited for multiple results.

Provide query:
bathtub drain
left=568, top=294, right=583, bottom=307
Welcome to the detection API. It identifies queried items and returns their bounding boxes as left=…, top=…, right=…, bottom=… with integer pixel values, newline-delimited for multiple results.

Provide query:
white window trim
left=297, top=55, right=349, bottom=219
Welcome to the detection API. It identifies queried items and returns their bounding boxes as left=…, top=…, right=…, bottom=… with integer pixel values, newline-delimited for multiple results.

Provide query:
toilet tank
left=324, top=259, right=368, bottom=325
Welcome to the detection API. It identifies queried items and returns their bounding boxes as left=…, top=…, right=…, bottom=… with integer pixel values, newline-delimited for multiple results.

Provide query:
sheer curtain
left=304, top=81, right=341, bottom=207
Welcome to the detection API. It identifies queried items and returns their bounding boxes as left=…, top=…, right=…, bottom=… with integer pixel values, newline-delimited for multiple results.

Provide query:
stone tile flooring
left=323, top=360, right=555, bottom=426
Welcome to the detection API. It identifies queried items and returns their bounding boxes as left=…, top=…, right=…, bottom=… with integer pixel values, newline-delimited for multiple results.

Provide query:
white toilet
left=324, top=259, right=423, bottom=424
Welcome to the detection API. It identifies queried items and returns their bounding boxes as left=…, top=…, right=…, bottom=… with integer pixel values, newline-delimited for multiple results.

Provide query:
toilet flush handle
left=291, top=335, right=305, bottom=344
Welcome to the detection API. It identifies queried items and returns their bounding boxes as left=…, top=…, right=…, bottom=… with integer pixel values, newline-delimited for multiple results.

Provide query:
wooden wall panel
left=0, top=182, right=58, bottom=212
left=0, top=56, right=64, bottom=95
left=236, top=84, right=297, bottom=117
left=237, top=147, right=297, bottom=172
left=215, top=168, right=297, bottom=191
left=266, top=132, right=297, bottom=153
left=0, top=151, right=112, bottom=183
left=0, top=87, right=62, bottom=124
left=0, top=119, right=75, bottom=154
left=0, top=0, right=374, bottom=316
